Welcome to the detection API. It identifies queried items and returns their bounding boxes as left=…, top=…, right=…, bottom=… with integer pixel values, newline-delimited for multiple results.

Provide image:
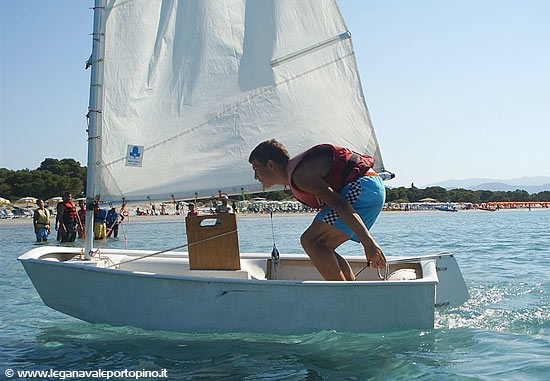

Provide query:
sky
left=1, top=1, right=549, bottom=188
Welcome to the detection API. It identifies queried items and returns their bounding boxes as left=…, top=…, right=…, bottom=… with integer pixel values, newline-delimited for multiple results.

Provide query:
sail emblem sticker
left=126, top=145, right=144, bottom=167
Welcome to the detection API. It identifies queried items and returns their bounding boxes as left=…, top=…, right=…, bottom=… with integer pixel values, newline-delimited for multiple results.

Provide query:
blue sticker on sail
left=126, top=145, right=144, bottom=167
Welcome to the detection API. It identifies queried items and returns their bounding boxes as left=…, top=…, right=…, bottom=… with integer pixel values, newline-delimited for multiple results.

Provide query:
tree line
left=1, top=158, right=549, bottom=203
left=0, top=159, right=86, bottom=202
left=385, top=186, right=550, bottom=204
left=258, top=186, right=550, bottom=204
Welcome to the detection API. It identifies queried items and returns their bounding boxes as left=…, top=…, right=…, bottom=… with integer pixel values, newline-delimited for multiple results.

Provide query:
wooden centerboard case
left=185, top=213, right=240, bottom=270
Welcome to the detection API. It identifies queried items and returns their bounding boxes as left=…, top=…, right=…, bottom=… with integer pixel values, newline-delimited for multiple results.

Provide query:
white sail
left=95, top=0, right=384, bottom=201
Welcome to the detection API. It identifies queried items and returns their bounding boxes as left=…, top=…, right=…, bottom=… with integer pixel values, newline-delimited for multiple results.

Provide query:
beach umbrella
left=46, top=196, right=63, bottom=205
left=15, top=196, right=38, bottom=207
left=0, top=197, right=10, bottom=204
left=418, top=197, right=437, bottom=203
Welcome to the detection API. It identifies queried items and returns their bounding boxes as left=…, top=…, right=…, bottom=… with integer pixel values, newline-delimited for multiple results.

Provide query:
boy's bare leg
left=301, top=219, right=355, bottom=281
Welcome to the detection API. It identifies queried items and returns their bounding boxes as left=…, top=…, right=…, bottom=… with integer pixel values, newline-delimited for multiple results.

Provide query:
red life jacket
left=62, top=201, right=77, bottom=222
left=286, top=144, right=375, bottom=209
left=77, top=208, right=86, bottom=224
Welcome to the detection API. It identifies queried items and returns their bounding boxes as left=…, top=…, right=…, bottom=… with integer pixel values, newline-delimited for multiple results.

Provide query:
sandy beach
left=0, top=211, right=321, bottom=227
left=0, top=208, right=508, bottom=228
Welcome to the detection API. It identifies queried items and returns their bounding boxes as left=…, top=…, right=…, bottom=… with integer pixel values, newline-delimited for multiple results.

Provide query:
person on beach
left=215, top=195, right=233, bottom=213
left=106, top=206, right=120, bottom=238
left=187, top=203, right=198, bottom=217
left=93, top=202, right=108, bottom=240
left=77, top=199, right=86, bottom=239
left=33, top=199, right=51, bottom=242
left=249, top=139, right=386, bottom=281
left=56, top=192, right=78, bottom=242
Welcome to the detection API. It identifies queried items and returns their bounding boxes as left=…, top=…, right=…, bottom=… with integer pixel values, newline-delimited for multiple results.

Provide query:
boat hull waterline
left=19, top=247, right=468, bottom=334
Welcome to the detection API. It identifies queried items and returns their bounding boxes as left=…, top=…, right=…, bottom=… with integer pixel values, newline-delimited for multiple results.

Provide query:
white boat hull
left=19, top=247, right=468, bottom=334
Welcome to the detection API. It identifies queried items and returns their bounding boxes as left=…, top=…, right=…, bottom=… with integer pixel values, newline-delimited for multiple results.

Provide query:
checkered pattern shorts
left=315, top=175, right=385, bottom=242
left=322, top=179, right=362, bottom=225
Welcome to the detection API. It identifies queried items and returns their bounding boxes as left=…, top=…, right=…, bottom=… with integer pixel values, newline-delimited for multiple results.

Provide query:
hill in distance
left=424, top=176, right=550, bottom=194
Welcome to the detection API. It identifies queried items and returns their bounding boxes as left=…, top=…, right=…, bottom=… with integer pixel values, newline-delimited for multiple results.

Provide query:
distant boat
left=0, top=209, right=14, bottom=219
left=435, top=204, right=458, bottom=212
left=19, top=0, right=468, bottom=334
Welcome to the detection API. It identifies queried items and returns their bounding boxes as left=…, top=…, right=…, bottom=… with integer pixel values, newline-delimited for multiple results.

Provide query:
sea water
left=1, top=210, right=549, bottom=380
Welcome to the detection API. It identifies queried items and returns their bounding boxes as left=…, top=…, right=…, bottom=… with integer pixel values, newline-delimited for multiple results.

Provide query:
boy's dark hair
left=249, top=139, right=290, bottom=166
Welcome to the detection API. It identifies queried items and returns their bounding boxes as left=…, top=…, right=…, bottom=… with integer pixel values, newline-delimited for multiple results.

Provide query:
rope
left=94, top=251, right=119, bottom=270
left=74, top=207, right=84, bottom=234
left=120, top=215, right=128, bottom=245
left=355, top=256, right=436, bottom=280
left=74, top=206, right=87, bottom=260
left=269, top=209, right=280, bottom=280
left=79, top=231, right=86, bottom=260
left=106, top=228, right=238, bottom=269
left=354, top=262, right=370, bottom=278
left=90, top=201, right=128, bottom=257
left=377, top=265, right=390, bottom=281
left=354, top=263, right=389, bottom=280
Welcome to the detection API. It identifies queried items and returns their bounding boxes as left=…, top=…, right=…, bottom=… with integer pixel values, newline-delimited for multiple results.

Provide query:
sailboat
left=19, top=0, right=469, bottom=334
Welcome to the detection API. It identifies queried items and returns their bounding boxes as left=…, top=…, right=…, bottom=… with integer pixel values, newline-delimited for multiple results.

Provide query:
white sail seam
left=102, top=52, right=355, bottom=169
left=270, top=31, right=351, bottom=67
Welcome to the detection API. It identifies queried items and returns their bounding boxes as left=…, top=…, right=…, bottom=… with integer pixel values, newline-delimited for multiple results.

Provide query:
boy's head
left=248, top=139, right=290, bottom=166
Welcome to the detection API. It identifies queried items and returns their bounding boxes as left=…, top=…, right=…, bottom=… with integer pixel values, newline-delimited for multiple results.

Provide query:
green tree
left=386, top=187, right=410, bottom=202
left=420, top=186, right=448, bottom=202
left=0, top=158, right=86, bottom=202
left=532, top=191, right=550, bottom=201
left=479, top=190, right=493, bottom=203
left=406, top=187, right=421, bottom=202
left=246, top=189, right=292, bottom=201
left=509, top=189, right=530, bottom=202
left=0, top=168, right=13, bottom=200
left=448, top=188, right=479, bottom=203
left=488, top=191, right=509, bottom=202
left=39, top=158, right=86, bottom=190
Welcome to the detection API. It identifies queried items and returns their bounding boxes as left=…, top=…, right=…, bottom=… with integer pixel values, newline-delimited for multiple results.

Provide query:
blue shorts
left=36, top=227, right=49, bottom=241
left=316, top=175, right=385, bottom=242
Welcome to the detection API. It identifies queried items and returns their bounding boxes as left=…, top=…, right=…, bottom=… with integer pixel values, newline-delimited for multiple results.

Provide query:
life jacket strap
left=343, top=153, right=359, bottom=182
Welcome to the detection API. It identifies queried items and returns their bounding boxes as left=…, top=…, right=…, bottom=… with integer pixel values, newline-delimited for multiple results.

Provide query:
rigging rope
left=269, top=209, right=280, bottom=280
left=90, top=201, right=128, bottom=257
left=354, top=263, right=389, bottom=280
left=105, top=229, right=238, bottom=269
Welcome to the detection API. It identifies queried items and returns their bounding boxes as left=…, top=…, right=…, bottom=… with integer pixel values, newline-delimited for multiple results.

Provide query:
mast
left=84, top=0, right=105, bottom=259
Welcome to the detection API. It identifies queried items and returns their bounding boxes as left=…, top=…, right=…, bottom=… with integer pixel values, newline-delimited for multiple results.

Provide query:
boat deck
left=25, top=247, right=424, bottom=282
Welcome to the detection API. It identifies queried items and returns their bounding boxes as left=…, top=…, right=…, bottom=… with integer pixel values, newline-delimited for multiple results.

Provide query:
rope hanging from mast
left=270, top=209, right=280, bottom=280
